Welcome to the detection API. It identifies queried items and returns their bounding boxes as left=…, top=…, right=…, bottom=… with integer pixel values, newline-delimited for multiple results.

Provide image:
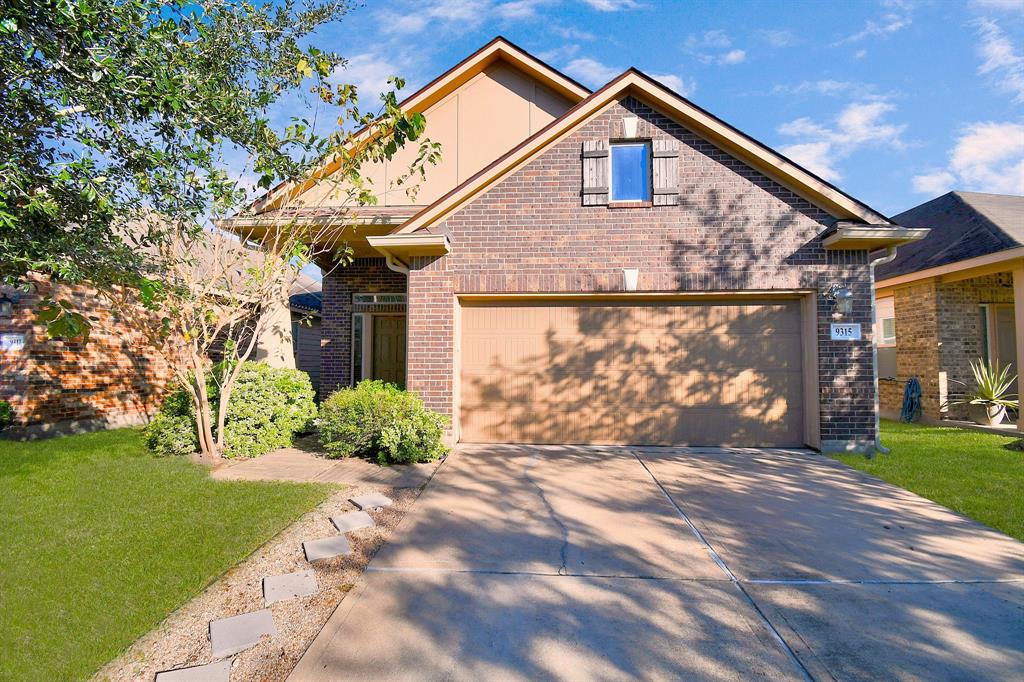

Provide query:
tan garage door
left=459, top=299, right=805, bottom=446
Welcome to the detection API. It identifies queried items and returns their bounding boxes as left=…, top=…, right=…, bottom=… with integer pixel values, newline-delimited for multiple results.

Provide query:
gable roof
left=397, top=68, right=893, bottom=234
left=251, top=37, right=590, bottom=215
left=876, top=191, right=1024, bottom=279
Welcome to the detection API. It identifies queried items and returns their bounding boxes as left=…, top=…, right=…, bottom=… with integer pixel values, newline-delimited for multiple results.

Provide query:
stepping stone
left=349, top=492, right=394, bottom=510
left=263, top=569, right=318, bottom=606
left=303, top=534, right=352, bottom=562
left=155, top=660, right=231, bottom=682
left=209, top=609, right=277, bottom=658
left=330, top=510, right=375, bottom=533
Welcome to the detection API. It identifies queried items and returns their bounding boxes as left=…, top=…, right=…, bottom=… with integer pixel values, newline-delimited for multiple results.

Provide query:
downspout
left=869, top=246, right=899, bottom=455
left=380, top=250, right=410, bottom=275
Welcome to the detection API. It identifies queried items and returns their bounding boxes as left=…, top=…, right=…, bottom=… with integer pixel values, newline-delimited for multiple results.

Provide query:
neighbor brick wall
left=0, top=276, right=172, bottom=435
left=880, top=273, right=1015, bottom=421
left=400, top=96, right=876, bottom=447
left=320, top=258, right=407, bottom=396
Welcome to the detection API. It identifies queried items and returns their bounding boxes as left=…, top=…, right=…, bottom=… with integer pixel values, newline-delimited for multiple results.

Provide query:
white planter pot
left=969, top=404, right=1006, bottom=426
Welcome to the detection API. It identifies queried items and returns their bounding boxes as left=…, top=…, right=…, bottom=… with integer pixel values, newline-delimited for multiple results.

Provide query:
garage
left=459, top=299, right=807, bottom=446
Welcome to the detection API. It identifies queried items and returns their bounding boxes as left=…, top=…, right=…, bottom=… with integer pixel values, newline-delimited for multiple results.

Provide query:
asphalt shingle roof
left=876, top=191, right=1024, bottom=280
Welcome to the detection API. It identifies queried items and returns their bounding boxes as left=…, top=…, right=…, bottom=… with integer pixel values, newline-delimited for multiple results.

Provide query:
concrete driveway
left=290, top=445, right=1024, bottom=681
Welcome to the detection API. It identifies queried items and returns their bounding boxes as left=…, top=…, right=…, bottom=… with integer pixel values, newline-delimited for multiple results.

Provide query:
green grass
left=0, top=429, right=334, bottom=681
left=833, top=420, right=1024, bottom=542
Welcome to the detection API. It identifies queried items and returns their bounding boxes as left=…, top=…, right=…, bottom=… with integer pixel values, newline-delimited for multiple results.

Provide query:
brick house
left=875, top=191, right=1024, bottom=426
left=230, top=37, right=926, bottom=452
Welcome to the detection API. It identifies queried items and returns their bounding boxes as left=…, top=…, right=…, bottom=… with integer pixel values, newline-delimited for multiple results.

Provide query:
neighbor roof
left=398, top=68, right=893, bottom=234
left=876, top=191, right=1024, bottom=280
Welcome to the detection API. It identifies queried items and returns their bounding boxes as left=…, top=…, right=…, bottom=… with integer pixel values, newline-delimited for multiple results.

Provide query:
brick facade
left=320, top=258, right=407, bottom=395
left=880, top=272, right=1015, bottom=421
left=0, top=276, right=172, bottom=437
left=389, top=96, right=877, bottom=449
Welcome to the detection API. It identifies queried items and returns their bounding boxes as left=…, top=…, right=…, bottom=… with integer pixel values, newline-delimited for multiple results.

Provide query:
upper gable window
left=610, top=142, right=651, bottom=202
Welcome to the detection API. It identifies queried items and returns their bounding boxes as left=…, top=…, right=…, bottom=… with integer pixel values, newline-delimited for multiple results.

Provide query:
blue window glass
left=611, top=143, right=650, bottom=201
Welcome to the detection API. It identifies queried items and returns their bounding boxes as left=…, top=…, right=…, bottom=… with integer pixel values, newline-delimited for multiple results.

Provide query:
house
left=874, top=191, right=1024, bottom=426
left=0, top=244, right=318, bottom=438
left=287, top=273, right=324, bottom=394
left=228, top=37, right=928, bottom=452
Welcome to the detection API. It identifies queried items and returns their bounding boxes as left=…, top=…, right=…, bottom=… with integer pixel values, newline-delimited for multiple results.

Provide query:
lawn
left=0, top=429, right=334, bottom=681
left=833, top=419, right=1024, bottom=542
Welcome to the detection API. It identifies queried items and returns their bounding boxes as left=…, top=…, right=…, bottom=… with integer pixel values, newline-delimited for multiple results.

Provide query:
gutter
left=869, top=246, right=900, bottom=456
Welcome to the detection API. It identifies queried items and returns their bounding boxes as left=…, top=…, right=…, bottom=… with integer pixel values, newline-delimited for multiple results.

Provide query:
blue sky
left=299, top=0, right=1024, bottom=218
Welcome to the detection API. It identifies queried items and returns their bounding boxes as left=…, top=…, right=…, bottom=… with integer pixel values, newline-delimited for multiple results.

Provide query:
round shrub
left=144, top=410, right=198, bottom=457
left=143, top=362, right=317, bottom=458
left=221, top=363, right=317, bottom=458
left=0, top=400, right=14, bottom=431
left=318, top=380, right=448, bottom=465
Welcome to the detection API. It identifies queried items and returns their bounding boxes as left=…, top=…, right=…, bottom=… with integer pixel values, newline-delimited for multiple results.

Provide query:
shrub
left=0, top=400, right=13, bottom=431
left=318, top=380, right=448, bottom=465
left=144, top=410, right=198, bottom=457
left=143, top=362, right=317, bottom=458
left=220, top=363, right=317, bottom=458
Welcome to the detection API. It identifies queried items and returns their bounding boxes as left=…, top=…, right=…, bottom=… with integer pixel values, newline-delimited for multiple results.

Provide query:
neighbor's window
left=876, top=297, right=897, bottom=379
left=610, top=142, right=651, bottom=202
left=292, top=320, right=300, bottom=356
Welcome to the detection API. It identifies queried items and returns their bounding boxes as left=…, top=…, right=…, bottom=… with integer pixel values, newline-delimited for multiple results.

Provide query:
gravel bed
left=93, top=483, right=421, bottom=682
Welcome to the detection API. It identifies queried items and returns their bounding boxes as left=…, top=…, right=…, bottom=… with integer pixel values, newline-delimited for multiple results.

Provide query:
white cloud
left=564, top=56, right=693, bottom=95
left=975, top=18, right=1024, bottom=103
left=497, top=0, right=550, bottom=19
left=340, top=54, right=404, bottom=99
left=581, top=0, right=639, bottom=10
left=564, top=57, right=621, bottom=87
left=912, top=122, right=1024, bottom=195
left=773, top=79, right=885, bottom=99
left=854, top=49, right=868, bottom=59
left=911, top=171, right=956, bottom=195
left=971, top=0, right=1024, bottom=10
left=720, top=49, right=746, bottom=65
left=377, top=0, right=490, bottom=36
left=649, top=72, right=696, bottom=97
left=756, top=29, right=796, bottom=48
left=684, top=30, right=747, bottom=65
left=778, top=100, right=908, bottom=181
left=835, top=0, right=914, bottom=45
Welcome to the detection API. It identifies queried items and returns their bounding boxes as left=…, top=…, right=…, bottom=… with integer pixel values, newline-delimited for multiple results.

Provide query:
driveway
left=290, top=445, right=1024, bottom=681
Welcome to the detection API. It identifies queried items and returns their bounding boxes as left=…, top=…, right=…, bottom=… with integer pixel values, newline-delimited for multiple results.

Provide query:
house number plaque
left=830, top=323, right=862, bottom=341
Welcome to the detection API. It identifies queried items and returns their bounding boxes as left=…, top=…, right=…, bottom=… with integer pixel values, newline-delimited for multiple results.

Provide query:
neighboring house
left=288, top=273, right=324, bottom=394
left=874, top=191, right=1024, bottom=425
left=0, top=242, right=313, bottom=438
left=227, top=37, right=927, bottom=452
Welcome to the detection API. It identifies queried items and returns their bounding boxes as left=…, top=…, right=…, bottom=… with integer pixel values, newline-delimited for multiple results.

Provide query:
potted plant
left=948, top=359, right=1018, bottom=426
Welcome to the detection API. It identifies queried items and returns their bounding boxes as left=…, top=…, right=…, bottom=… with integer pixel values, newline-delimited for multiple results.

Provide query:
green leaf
left=0, top=18, right=17, bottom=34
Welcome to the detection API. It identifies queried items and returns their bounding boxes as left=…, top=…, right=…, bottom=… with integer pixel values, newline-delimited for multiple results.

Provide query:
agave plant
left=948, top=358, right=1019, bottom=425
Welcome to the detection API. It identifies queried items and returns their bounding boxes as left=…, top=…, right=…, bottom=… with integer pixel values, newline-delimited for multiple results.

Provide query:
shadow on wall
left=461, top=302, right=805, bottom=446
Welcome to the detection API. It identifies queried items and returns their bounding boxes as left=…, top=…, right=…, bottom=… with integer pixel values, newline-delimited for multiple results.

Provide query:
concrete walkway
left=290, top=444, right=1024, bottom=681
left=211, top=446, right=439, bottom=488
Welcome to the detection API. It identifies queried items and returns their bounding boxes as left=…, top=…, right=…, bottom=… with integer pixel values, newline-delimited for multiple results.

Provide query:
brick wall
left=400, top=96, right=876, bottom=448
left=320, top=258, right=407, bottom=396
left=880, top=273, right=1015, bottom=421
left=0, top=277, right=172, bottom=436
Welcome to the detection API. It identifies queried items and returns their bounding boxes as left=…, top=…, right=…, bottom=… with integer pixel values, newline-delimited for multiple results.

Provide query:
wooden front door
left=372, top=316, right=407, bottom=388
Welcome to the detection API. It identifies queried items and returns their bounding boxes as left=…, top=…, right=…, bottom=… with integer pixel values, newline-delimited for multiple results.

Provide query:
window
left=353, top=293, right=407, bottom=305
left=352, top=314, right=364, bottom=384
left=979, top=305, right=991, bottom=364
left=610, top=142, right=651, bottom=202
left=875, top=297, right=896, bottom=379
left=292, top=320, right=300, bottom=357
left=875, top=297, right=896, bottom=346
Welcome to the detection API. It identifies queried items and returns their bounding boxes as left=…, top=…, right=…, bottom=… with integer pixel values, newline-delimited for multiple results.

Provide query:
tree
left=1, top=0, right=441, bottom=457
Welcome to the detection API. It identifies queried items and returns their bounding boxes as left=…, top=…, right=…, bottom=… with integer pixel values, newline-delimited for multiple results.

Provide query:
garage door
left=459, top=299, right=805, bottom=446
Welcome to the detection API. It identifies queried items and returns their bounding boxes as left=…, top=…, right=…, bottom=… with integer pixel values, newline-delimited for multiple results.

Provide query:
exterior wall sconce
left=0, top=292, right=18, bottom=319
left=623, top=268, right=639, bottom=291
left=823, top=284, right=854, bottom=318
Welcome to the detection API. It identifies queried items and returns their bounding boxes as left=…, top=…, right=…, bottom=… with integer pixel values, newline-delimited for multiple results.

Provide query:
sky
left=285, top=0, right=1024, bottom=219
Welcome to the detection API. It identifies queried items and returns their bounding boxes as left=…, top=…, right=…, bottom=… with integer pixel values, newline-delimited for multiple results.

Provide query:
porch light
left=0, top=292, right=16, bottom=318
left=823, top=284, right=854, bottom=318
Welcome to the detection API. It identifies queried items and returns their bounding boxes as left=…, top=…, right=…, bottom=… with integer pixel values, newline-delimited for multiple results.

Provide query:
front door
left=372, top=316, right=407, bottom=388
